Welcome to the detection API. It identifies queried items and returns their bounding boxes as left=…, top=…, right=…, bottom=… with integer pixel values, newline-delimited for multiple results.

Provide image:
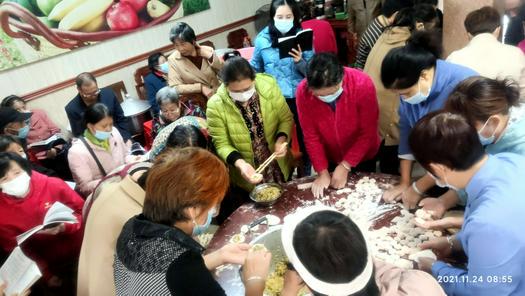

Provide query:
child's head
left=0, top=135, right=26, bottom=159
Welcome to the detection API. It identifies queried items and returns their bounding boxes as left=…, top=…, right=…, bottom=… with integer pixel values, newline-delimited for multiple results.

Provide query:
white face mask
left=229, top=86, right=256, bottom=102
left=1, top=172, right=31, bottom=198
left=428, top=172, right=459, bottom=191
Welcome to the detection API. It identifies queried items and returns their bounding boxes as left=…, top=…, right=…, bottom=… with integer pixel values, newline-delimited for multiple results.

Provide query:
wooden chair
left=227, top=28, right=252, bottom=49
left=133, top=65, right=151, bottom=100
left=104, top=81, right=127, bottom=103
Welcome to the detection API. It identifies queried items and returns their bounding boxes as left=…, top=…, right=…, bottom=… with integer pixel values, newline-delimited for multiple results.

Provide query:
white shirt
left=447, top=33, right=525, bottom=100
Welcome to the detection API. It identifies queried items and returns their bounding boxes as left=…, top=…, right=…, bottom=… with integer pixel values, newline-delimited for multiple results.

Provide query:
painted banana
left=59, top=0, right=113, bottom=31
left=47, top=0, right=87, bottom=22
left=79, top=14, right=106, bottom=32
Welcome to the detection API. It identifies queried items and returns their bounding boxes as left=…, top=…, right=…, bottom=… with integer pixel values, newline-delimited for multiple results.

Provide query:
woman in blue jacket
left=144, top=52, right=168, bottom=116
left=380, top=30, right=477, bottom=206
left=251, top=0, right=314, bottom=175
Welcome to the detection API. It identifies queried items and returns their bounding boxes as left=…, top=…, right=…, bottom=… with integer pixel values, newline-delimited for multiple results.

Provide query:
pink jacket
left=68, top=127, right=130, bottom=197
left=375, top=261, right=446, bottom=296
left=26, top=109, right=61, bottom=144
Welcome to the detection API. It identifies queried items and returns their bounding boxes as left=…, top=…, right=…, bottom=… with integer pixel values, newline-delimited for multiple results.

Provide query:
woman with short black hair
left=380, top=30, right=477, bottom=208
left=144, top=52, right=168, bottom=115
left=409, top=111, right=525, bottom=295
left=167, top=22, right=223, bottom=107
left=166, top=124, right=208, bottom=150
left=207, top=57, right=294, bottom=192
left=296, top=53, right=380, bottom=198
left=280, top=206, right=445, bottom=296
left=68, top=103, right=132, bottom=197
left=0, top=152, right=84, bottom=287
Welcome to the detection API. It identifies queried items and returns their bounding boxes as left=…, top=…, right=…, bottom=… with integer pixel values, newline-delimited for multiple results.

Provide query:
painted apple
left=120, top=0, right=149, bottom=12
left=106, top=2, right=140, bottom=31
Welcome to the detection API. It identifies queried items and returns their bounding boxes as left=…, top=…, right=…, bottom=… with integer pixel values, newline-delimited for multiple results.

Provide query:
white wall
left=0, top=0, right=269, bottom=129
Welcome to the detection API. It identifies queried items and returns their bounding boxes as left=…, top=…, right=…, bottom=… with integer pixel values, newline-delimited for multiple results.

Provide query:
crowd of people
left=1, top=0, right=525, bottom=295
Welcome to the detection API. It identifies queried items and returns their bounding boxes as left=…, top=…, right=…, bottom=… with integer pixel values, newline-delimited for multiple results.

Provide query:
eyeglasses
left=82, top=89, right=101, bottom=98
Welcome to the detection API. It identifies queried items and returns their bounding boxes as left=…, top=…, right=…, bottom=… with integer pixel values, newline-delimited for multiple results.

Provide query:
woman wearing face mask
left=280, top=206, right=445, bottom=296
left=414, top=77, right=525, bottom=229
left=364, top=5, right=438, bottom=175
left=251, top=0, right=314, bottom=176
left=144, top=52, right=168, bottom=116
left=0, top=107, right=31, bottom=140
left=409, top=111, right=525, bottom=296
left=68, top=103, right=133, bottom=197
left=296, top=53, right=380, bottom=198
left=380, top=30, right=477, bottom=207
left=114, top=148, right=272, bottom=296
left=151, top=86, right=205, bottom=140
left=0, top=152, right=84, bottom=288
left=207, top=57, right=294, bottom=192
left=0, top=135, right=57, bottom=177
left=167, top=22, right=223, bottom=108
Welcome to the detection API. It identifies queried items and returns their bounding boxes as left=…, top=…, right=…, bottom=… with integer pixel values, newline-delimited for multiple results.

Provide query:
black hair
left=381, top=30, right=442, bottom=89
left=84, top=103, right=112, bottom=126
left=268, top=0, right=302, bottom=47
left=1, top=95, right=24, bottom=108
left=166, top=125, right=208, bottom=150
left=147, top=52, right=166, bottom=71
left=0, top=135, right=23, bottom=153
left=391, top=7, right=418, bottom=30
left=75, top=72, right=97, bottom=88
left=306, top=53, right=344, bottom=89
left=382, top=0, right=414, bottom=18
left=293, top=211, right=379, bottom=296
left=409, top=111, right=485, bottom=173
left=414, top=0, right=438, bottom=6
left=219, top=57, right=256, bottom=85
left=169, top=22, right=197, bottom=44
left=222, top=50, right=241, bottom=62
left=414, top=3, right=439, bottom=29
left=0, top=152, right=32, bottom=179
left=464, top=6, right=501, bottom=36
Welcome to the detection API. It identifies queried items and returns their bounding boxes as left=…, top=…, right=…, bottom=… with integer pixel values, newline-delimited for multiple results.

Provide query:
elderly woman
left=207, top=57, right=294, bottom=191
left=379, top=30, right=477, bottom=207
left=114, top=148, right=272, bottom=295
left=280, top=206, right=445, bottom=296
left=414, top=77, right=525, bottom=229
left=410, top=111, right=525, bottom=295
left=296, top=53, right=381, bottom=198
left=167, top=22, right=223, bottom=107
left=151, top=86, right=205, bottom=140
left=0, top=152, right=84, bottom=287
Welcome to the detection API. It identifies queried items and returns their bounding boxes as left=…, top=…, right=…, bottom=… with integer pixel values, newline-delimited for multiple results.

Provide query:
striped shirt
left=355, top=16, right=389, bottom=69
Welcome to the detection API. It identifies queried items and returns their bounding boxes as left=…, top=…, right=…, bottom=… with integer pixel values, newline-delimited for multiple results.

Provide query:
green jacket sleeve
left=272, top=80, right=294, bottom=140
left=206, top=97, right=239, bottom=162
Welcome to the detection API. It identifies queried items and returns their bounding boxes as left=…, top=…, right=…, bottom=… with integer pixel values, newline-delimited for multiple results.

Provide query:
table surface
left=207, top=172, right=400, bottom=295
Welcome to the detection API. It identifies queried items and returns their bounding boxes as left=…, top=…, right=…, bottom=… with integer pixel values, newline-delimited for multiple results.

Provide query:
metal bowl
left=249, top=183, right=284, bottom=206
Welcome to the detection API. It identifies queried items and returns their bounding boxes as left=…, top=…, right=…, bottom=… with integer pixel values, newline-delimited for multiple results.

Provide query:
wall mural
left=0, top=0, right=210, bottom=71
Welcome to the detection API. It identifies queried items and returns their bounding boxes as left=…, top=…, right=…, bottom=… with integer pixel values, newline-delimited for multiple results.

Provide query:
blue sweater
left=144, top=72, right=166, bottom=116
left=250, top=26, right=314, bottom=99
left=398, top=60, right=477, bottom=158
left=432, top=153, right=525, bottom=295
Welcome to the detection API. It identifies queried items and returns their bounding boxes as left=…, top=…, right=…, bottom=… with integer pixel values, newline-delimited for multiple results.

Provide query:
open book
left=0, top=247, right=41, bottom=295
left=26, top=134, right=67, bottom=149
left=278, top=29, right=313, bottom=59
left=16, top=202, right=78, bottom=245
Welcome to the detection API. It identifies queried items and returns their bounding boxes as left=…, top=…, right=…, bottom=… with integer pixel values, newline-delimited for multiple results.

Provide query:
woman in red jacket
left=296, top=53, right=380, bottom=198
left=0, top=152, right=84, bottom=288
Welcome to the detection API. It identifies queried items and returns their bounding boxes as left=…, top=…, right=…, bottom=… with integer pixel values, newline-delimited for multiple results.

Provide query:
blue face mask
left=159, top=62, right=169, bottom=74
left=477, top=118, right=496, bottom=146
left=318, top=87, right=343, bottom=103
left=17, top=125, right=29, bottom=139
left=274, top=18, right=294, bottom=34
left=192, top=207, right=216, bottom=237
left=428, top=172, right=459, bottom=191
left=94, top=130, right=111, bottom=141
left=402, top=81, right=431, bottom=105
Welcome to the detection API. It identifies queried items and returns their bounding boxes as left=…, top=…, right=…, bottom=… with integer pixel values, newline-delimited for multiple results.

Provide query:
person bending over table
left=279, top=206, right=445, bottom=296
left=207, top=57, right=293, bottom=192
left=114, top=148, right=272, bottom=296
left=296, top=53, right=381, bottom=198
left=410, top=77, right=525, bottom=230
left=379, top=30, right=477, bottom=208
left=408, top=111, right=525, bottom=295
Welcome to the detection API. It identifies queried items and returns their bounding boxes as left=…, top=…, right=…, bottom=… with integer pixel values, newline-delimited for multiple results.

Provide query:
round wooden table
left=207, top=172, right=400, bottom=295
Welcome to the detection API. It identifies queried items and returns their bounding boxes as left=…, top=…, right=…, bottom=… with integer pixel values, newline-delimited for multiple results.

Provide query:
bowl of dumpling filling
left=249, top=183, right=283, bottom=206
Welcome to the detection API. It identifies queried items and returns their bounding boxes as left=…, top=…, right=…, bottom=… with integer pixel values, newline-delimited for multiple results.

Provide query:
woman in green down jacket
left=207, top=57, right=294, bottom=191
